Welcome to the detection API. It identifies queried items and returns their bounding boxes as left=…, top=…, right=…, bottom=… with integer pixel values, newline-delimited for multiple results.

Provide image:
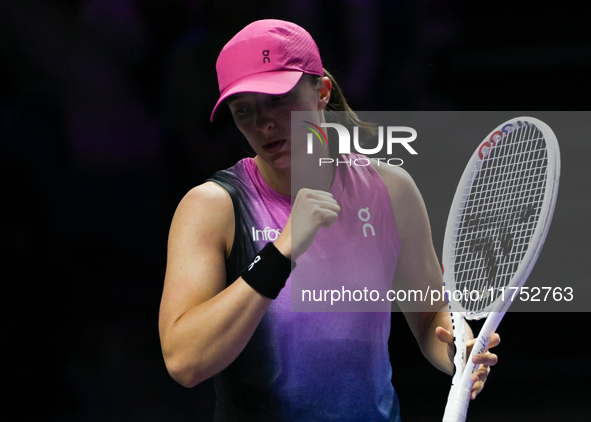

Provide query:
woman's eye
left=271, top=94, right=289, bottom=102
left=233, top=106, right=249, bottom=116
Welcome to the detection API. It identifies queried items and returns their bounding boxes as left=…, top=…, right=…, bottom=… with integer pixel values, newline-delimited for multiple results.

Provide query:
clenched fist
left=274, top=188, right=341, bottom=260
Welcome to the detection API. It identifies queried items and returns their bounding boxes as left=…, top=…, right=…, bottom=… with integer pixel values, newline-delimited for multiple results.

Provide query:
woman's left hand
left=436, top=327, right=501, bottom=399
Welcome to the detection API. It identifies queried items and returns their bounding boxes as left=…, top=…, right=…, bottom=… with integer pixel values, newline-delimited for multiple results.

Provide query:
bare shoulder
left=370, top=161, right=428, bottom=240
left=176, top=181, right=233, bottom=217
left=160, top=182, right=235, bottom=328
left=372, top=162, right=423, bottom=211
left=370, top=161, right=418, bottom=203
left=170, top=181, right=234, bottom=255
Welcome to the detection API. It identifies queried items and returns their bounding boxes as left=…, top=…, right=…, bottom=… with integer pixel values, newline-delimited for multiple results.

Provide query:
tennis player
left=159, top=19, right=499, bottom=421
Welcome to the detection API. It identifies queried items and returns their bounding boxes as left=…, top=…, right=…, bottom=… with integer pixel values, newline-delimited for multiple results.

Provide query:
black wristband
left=241, top=243, right=294, bottom=299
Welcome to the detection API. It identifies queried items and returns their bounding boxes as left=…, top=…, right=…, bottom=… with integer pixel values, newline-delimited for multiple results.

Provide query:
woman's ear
left=317, top=76, right=332, bottom=110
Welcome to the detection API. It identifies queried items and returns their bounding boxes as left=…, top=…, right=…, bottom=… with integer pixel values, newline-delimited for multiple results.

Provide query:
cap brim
left=210, top=71, right=303, bottom=121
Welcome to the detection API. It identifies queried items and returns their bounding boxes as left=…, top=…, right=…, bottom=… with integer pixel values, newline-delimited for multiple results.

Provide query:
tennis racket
left=441, top=116, right=561, bottom=422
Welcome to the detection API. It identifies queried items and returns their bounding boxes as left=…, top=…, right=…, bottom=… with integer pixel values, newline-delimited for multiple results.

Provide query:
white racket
left=441, top=116, right=561, bottom=422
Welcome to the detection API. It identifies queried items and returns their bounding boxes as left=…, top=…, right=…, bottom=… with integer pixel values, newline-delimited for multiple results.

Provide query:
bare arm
left=373, top=163, right=458, bottom=372
left=374, top=162, right=499, bottom=397
left=159, top=183, right=340, bottom=388
left=159, top=182, right=273, bottom=388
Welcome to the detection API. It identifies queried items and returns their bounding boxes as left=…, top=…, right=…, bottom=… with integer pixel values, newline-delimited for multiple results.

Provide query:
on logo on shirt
left=358, top=207, right=376, bottom=237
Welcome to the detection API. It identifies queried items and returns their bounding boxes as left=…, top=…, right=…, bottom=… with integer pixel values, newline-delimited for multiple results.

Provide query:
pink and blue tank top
left=208, top=155, right=402, bottom=421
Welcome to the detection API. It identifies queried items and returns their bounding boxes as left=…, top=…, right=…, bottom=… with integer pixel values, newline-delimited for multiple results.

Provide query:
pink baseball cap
left=210, top=19, right=324, bottom=121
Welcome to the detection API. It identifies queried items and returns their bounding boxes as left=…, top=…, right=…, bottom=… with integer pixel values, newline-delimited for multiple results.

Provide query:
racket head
left=442, top=116, right=561, bottom=318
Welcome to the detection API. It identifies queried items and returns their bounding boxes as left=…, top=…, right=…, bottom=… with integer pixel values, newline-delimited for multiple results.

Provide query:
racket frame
left=442, top=116, right=560, bottom=422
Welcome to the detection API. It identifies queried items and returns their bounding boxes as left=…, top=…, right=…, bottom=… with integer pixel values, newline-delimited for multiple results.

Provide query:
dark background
left=1, top=1, right=590, bottom=421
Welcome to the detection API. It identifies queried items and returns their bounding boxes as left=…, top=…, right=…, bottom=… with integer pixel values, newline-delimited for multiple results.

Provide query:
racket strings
left=452, top=124, right=548, bottom=312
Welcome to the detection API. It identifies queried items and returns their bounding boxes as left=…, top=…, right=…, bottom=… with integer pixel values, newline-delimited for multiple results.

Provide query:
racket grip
left=444, top=312, right=505, bottom=422
left=442, top=383, right=471, bottom=422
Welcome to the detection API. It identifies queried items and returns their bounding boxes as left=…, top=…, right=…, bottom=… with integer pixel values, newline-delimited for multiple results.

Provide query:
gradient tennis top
left=208, top=155, right=402, bottom=421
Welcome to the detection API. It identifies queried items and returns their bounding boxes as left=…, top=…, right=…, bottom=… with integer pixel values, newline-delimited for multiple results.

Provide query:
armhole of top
left=207, top=179, right=242, bottom=286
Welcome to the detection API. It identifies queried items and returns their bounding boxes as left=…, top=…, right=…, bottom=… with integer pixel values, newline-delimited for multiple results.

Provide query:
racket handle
left=443, top=312, right=505, bottom=422
left=461, top=311, right=505, bottom=386
left=443, top=313, right=470, bottom=422
left=442, top=383, right=471, bottom=422
left=450, top=312, right=467, bottom=378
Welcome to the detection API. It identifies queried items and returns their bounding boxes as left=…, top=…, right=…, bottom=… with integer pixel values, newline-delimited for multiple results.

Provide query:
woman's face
left=226, top=75, right=330, bottom=172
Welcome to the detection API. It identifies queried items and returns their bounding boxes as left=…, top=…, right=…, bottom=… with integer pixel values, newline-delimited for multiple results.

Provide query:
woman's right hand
left=274, top=188, right=341, bottom=260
